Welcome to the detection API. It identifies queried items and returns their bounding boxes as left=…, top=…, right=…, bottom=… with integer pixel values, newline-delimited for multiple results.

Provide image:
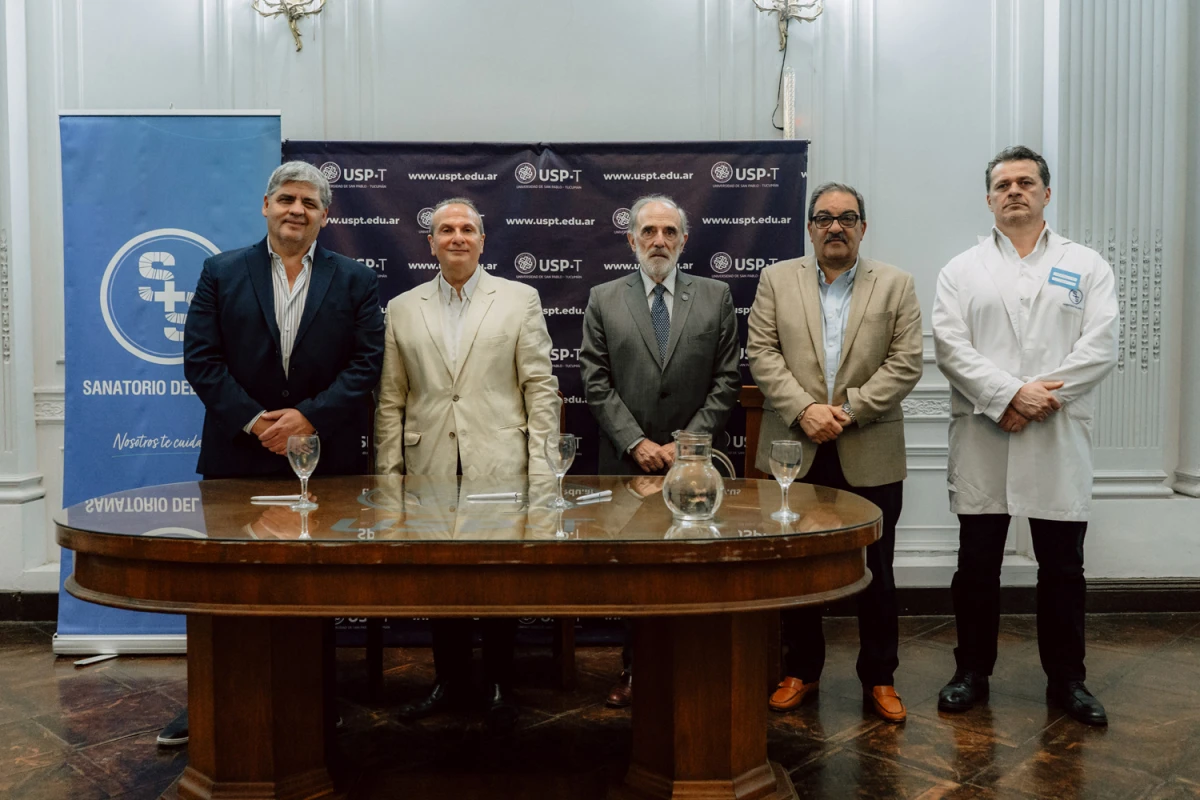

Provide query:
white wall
left=0, top=0, right=1196, bottom=594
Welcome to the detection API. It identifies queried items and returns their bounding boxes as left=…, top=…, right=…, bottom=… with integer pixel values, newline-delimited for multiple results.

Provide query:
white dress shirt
left=438, top=266, right=482, bottom=370
left=244, top=239, right=317, bottom=432
left=816, top=259, right=858, bottom=404
left=992, top=224, right=1052, bottom=334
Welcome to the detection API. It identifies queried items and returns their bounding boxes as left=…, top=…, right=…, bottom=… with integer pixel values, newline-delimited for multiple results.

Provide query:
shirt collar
left=992, top=224, right=1051, bottom=261
left=439, top=265, right=482, bottom=304
left=817, top=258, right=859, bottom=288
left=266, top=238, right=318, bottom=270
left=640, top=266, right=677, bottom=297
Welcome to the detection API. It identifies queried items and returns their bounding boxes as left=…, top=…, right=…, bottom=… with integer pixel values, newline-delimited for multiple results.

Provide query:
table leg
left=177, top=615, right=336, bottom=800
left=613, top=612, right=797, bottom=800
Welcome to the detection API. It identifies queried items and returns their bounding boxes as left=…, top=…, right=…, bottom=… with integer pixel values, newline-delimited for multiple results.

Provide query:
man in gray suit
left=580, top=194, right=741, bottom=706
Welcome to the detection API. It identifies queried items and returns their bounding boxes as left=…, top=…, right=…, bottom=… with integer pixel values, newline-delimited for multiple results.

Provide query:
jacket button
left=449, top=432, right=456, bottom=439
left=452, top=395, right=460, bottom=402
left=282, top=390, right=290, bottom=398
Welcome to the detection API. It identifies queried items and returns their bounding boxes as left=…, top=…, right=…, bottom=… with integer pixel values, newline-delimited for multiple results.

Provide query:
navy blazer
left=183, top=238, right=385, bottom=478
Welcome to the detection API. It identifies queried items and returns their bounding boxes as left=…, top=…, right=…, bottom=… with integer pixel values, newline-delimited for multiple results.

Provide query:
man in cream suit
left=375, top=197, right=560, bottom=731
left=579, top=194, right=740, bottom=707
left=748, top=182, right=923, bottom=723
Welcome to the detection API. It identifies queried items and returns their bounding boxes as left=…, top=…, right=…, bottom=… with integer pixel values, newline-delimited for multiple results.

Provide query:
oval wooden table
left=57, top=474, right=881, bottom=800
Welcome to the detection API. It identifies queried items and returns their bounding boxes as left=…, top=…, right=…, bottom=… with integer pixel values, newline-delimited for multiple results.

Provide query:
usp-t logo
left=710, top=161, right=734, bottom=184
left=100, top=228, right=219, bottom=365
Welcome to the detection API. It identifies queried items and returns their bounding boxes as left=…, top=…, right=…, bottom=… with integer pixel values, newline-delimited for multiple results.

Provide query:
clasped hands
left=250, top=408, right=315, bottom=455
left=798, top=403, right=851, bottom=444
left=998, top=380, right=1064, bottom=433
left=631, top=439, right=676, bottom=473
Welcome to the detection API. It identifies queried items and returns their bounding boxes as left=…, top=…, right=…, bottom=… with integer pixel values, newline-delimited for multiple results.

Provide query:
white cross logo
left=153, top=280, right=188, bottom=313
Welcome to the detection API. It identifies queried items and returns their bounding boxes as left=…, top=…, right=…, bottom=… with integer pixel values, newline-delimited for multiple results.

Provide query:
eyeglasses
left=810, top=212, right=861, bottom=229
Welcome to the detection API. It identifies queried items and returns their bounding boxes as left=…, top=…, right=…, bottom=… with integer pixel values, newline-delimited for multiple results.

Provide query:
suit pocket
left=404, top=431, right=422, bottom=446
left=499, top=424, right=529, bottom=437
left=689, top=327, right=717, bottom=342
left=480, top=334, right=511, bottom=347
left=863, top=311, right=895, bottom=323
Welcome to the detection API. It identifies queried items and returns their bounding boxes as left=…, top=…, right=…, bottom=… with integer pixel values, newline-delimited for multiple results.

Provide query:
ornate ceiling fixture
left=252, top=0, right=327, bottom=52
left=752, top=0, right=824, bottom=51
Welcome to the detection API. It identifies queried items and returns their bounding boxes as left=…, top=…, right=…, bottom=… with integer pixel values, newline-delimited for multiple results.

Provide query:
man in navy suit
left=156, top=161, right=384, bottom=746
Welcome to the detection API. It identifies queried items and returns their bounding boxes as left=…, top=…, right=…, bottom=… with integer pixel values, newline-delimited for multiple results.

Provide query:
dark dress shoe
left=938, top=670, right=989, bottom=712
left=156, top=710, right=189, bottom=746
left=398, top=681, right=465, bottom=721
left=606, top=671, right=633, bottom=708
left=485, top=684, right=518, bottom=733
left=1048, top=681, right=1108, bottom=726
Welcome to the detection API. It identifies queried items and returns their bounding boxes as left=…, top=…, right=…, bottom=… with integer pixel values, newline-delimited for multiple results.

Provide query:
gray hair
left=266, top=161, right=332, bottom=209
left=985, top=145, right=1051, bottom=191
left=807, top=182, right=866, bottom=223
left=628, top=194, right=689, bottom=237
left=430, top=196, right=485, bottom=235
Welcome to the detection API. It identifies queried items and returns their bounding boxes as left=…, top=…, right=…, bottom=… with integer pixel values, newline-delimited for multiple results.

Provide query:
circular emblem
left=1069, top=288, right=1083, bottom=305
left=417, top=207, right=434, bottom=231
left=318, top=161, right=341, bottom=183
left=710, top=252, right=733, bottom=274
left=612, top=207, right=632, bottom=231
left=710, top=161, right=734, bottom=184
left=514, top=162, right=537, bottom=185
left=100, top=228, right=220, bottom=365
left=514, top=252, right=537, bottom=275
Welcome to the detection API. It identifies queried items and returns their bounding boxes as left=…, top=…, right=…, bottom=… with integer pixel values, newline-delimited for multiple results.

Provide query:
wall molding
left=33, top=386, right=63, bottom=423
left=0, top=472, right=44, bottom=503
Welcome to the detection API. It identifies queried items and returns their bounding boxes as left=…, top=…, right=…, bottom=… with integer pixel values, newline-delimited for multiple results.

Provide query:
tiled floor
left=2, top=614, right=1200, bottom=799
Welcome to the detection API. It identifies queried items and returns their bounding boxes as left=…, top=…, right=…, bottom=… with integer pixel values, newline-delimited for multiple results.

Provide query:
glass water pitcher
left=662, top=430, right=725, bottom=522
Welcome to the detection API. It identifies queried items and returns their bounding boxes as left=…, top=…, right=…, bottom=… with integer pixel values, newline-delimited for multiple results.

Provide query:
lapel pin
left=681, top=293, right=690, bottom=301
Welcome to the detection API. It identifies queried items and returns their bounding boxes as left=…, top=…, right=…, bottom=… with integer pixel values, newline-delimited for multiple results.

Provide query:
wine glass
left=544, top=433, right=577, bottom=509
left=769, top=440, right=803, bottom=522
left=287, top=434, right=320, bottom=511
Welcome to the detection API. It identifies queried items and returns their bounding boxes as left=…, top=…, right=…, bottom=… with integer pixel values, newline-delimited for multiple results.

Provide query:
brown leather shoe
left=865, top=685, right=906, bottom=723
left=606, top=671, right=632, bottom=708
left=769, top=677, right=819, bottom=712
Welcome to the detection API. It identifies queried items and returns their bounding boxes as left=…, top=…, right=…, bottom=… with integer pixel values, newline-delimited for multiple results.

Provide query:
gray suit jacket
left=580, top=269, right=741, bottom=475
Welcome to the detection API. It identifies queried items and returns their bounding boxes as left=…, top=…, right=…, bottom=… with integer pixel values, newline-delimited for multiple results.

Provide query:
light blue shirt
left=817, top=259, right=858, bottom=404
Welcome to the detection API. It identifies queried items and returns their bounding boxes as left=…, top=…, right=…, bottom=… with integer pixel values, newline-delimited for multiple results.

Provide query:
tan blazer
left=375, top=269, right=561, bottom=478
left=747, top=255, right=923, bottom=487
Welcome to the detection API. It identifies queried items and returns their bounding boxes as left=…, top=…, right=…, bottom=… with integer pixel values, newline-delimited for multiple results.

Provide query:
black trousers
left=952, top=514, right=1087, bottom=683
left=781, top=444, right=902, bottom=688
left=431, top=618, right=518, bottom=689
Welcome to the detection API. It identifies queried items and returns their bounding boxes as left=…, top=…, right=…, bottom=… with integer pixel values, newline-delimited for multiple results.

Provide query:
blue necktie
left=651, top=283, right=670, bottom=366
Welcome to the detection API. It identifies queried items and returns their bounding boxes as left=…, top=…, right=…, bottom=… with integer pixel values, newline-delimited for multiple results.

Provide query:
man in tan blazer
left=747, top=182, right=922, bottom=723
left=375, top=197, right=560, bottom=731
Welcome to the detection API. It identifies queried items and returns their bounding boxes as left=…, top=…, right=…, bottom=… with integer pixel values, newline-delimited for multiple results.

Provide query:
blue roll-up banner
left=59, top=113, right=280, bottom=646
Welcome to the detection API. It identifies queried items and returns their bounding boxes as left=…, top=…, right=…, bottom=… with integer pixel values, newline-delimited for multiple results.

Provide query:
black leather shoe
left=938, top=670, right=989, bottom=712
left=398, top=681, right=466, bottom=721
left=485, top=684, right=518, bottom=733
left=1047, top=681, right=1108, bottom=726
left=156, top=710, right=189, bottom=746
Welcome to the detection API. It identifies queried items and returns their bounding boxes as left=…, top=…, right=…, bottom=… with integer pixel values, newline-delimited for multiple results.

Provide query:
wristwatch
left=842, top=402, right=856, bottom=422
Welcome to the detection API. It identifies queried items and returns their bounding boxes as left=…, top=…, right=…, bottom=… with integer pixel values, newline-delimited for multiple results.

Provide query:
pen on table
left=466, top=492, right=524, bottom=502
left=250, top=494, right=300, bottom=502
left=573, top=490, right=612, bottom=503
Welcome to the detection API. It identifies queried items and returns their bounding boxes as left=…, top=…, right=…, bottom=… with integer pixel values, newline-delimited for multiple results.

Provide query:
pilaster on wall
left=1053, top=0, right=1187, bottom=497
left=1176, top=0, right=1200, bottom=498
left=0, top=0, right=49, bottom=587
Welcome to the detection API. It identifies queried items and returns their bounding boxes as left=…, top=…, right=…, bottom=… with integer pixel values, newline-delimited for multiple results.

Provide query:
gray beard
left=637, top=251, right=678, bottom=281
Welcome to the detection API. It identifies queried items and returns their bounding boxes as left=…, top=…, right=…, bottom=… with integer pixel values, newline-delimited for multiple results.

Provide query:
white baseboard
left=52, top=633, right=187, bottom=656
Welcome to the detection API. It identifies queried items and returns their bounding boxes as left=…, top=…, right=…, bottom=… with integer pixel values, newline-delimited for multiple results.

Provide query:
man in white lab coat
left=932, top=146, right=1118, bottom=726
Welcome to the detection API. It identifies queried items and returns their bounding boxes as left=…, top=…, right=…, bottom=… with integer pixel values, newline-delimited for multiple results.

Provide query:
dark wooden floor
left=1, top=613, right=1199, bottom=799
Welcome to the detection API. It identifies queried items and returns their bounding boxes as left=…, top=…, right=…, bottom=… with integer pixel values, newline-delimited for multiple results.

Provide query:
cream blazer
left=375, top=269, right=560, bottom=478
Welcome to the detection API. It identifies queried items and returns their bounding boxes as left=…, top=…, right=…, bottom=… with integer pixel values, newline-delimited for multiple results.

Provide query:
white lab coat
left=932, top=229, right=1118, bottom=522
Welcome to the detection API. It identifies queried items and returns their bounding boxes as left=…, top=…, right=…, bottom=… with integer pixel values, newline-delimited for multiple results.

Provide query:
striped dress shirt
left=244, top=239, right=317, bottom=431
